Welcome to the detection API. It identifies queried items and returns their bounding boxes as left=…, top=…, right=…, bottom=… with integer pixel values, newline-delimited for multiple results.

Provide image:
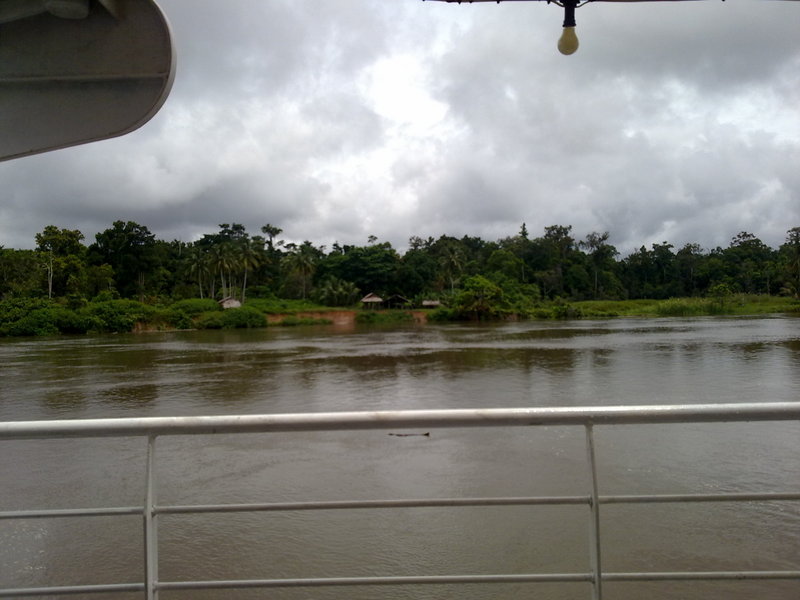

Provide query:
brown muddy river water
left=1, top=316, right=799, bottom=599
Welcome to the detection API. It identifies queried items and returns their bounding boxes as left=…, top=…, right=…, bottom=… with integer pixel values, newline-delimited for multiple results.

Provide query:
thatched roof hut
left=360, top=293, right=383, bottom=309
left=386, top=294, right=410, bottom=309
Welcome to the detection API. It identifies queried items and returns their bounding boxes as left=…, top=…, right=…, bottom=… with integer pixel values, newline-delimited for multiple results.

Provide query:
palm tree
left=261, top=224, right=283, bottom=250
left=281, top=242, right=317, bottom=299
left=185, top=246, right=209, bottom=298
left=210, top=243, right=237, bottom=299
left=315, top=277, right=360, bottom=306
left=579, top=231, right=615, bottom=299
left=438, top=242, right=465, bottom=293
left=238, top=239, right=263, bottom=303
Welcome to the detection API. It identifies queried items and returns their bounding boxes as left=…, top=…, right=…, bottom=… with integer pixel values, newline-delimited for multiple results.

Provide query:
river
left=1, top=316, right=799, bottom=599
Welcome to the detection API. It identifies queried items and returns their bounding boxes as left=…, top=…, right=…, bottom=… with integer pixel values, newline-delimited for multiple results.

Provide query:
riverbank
left=569, top=295, right=800, bottom=318
left=273, top=296, right=800, bottom=324
left=1, top=295, right=798, bottom=338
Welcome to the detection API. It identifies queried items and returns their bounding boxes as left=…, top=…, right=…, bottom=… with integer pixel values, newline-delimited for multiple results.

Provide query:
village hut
left=360, top=293, right=383, bottom=309
left=421, top=299, right=441, bottom=308
left=218, top=297, right=242, bottom=309
left=385, top=294, right=410, bottom=309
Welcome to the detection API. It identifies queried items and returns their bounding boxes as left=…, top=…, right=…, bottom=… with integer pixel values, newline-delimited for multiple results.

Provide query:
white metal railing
left=1, top=402, right=799, bottom=599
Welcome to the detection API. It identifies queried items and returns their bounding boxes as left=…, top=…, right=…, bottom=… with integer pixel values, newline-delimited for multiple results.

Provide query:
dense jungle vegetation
left=1, top=221, right=799, bottom=336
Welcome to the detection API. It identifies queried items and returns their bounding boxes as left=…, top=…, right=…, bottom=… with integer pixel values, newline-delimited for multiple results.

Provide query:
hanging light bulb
left=558, top=26, right=579, bottom=55
left=558, top=0, right=580, bottom=55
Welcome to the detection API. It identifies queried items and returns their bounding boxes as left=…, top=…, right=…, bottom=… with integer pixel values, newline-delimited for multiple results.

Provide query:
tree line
left=2, top=220, right=799, bottom=307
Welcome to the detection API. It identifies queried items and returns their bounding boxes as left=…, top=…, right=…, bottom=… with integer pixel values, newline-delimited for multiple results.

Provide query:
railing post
left=585, top=424, right=603, bottom=600
left=144, top=434, right=159, bottom=600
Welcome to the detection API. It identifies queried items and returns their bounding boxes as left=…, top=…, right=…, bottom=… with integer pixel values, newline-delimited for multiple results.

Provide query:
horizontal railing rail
left=3, top=402, right=800, bottom=439
left=1, top=402, right=799, bottom=599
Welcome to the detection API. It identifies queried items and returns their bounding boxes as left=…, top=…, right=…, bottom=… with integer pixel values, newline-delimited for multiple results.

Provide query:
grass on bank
left=1, top=294, right=798, bottom=337
left=355, top=310, right=415, bottom=325
left=241, top=298, right=335, bottom=314
left=0, top=296, right=343, bottom=337
left=574, top=295, right=800, bottom=318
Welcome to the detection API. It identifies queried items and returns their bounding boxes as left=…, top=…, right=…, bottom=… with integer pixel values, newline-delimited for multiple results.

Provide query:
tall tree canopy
left=2, top=221, right=798, bottom=304
left=88, top=221, right=157, bottom=300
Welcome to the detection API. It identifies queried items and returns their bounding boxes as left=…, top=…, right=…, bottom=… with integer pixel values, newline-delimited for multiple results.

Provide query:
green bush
left=50, top=307, right=93, bottom=334
left=450, top=276, right=507, bottom=320
left=169, top=298, right=221, bottom=316
left=66, top=294, right=88, bottom=310
left=2, top=298, right=200, bottom=336
left=82, top=300, right=152, bottom=333
left=421, top=276, right=513, bottom=322
left=168, top=309, right=193, bottom=329
left=220, top=306, right=267, bottom=329
left=0, top=300, right=93, bottom=337
left=148, top=307, right=193, bottom=330
left=0, top=298, right=52, bottom=328
left=4, top=308, right=60, bottom=336
left=550, top=299, right=583, bottom=320
left=91, top=290, right=117, bottom=302
left=195, top=311, right=225, bottom=329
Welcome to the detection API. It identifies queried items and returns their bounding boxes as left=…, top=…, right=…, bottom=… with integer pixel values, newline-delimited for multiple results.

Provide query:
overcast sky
left=2, top=0, right=799, bottom=255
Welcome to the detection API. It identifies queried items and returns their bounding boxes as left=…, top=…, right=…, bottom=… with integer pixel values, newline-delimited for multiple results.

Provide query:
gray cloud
left=1, top=0, right=797, bottom=255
